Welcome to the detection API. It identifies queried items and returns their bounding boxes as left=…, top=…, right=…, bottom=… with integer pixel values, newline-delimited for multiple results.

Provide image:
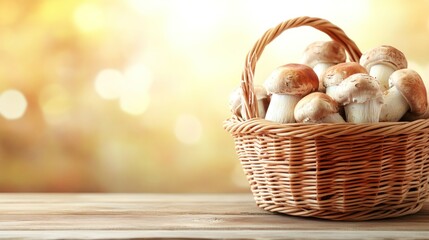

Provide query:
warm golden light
left=39, top=84, right=72, bottom=123
left=119, top=93, right=150, bottom=116
left=127, top=0, right=166, bottom=15
left=94, top=69, right=124, bottom=100
left=0, top=0, right=428, bottom=193
left=73, top=2, right=105, bottom=33
left=174, top=114, right=202, bottom=145
left=122, top=64, right=153, bottom=94
left=94, top=64, right=153, bottom=115
left=0, top=89, right=27, bottom=120
left=427, top=16, right=429, bottom=32
left=0, top=1, right=21, bottom=26
left=118, top=63, right=153, bottom=115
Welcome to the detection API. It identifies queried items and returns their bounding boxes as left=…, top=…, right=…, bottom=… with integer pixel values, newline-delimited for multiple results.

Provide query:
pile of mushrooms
left=229, top=41, right=428, bottom=124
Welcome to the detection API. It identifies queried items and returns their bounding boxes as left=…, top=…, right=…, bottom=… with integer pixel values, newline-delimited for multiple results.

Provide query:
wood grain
left=0, top=193, right=428, bottom=239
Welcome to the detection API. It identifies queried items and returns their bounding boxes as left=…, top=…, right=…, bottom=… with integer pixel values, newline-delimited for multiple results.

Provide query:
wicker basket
left=224, top=16, right=429, bottom=221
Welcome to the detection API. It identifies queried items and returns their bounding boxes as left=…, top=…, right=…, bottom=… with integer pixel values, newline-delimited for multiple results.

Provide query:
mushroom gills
left=265, top=94, right=300, bottom=123
left=379, top=87, right=409, bottom=122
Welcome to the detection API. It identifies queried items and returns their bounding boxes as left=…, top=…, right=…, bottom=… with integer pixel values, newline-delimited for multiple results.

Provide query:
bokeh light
left=94, top=69, right=124, bottom=100
left=122, top=63, right=153, bottom=95
left=0, top=89, right=27, bottom=120
left=119, top=63, right=152, bottom=115
left=95, top=64, right=153, bottom=115
left=119, top=92, right=150, bottom=116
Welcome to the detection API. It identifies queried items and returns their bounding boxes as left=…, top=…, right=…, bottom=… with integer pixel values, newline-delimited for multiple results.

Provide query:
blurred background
left=0, top=0, right=428, bottom=192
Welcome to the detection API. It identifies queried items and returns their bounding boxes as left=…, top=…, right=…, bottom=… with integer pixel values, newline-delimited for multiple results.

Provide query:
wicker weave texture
left=226, top=118, right=429, bottom=220
left=225, top=16, right=429, bottom=220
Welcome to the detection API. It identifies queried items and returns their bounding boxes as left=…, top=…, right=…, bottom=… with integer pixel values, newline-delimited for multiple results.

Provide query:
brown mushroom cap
left=301, top=41, right=347, bottom=68
left=359, top=45, right=407, bottom=71
left=264, top=63, right=318, bottom=96
left=390, top=69, right=428, bottom=114
left=322, top=62, right=368, bottom=88
left=294, top=92, right=339, bottom=122
left=332, top=73, right=383, bottom=105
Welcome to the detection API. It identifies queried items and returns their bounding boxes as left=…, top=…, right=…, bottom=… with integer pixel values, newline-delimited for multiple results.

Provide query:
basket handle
left=241, top=16, right=362, bottom=119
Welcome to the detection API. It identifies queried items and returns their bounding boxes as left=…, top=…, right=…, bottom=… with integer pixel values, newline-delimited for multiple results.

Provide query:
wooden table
left=0, top=194, right=428, bottom=239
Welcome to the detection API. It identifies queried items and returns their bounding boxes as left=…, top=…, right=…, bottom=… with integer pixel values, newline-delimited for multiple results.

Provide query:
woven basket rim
left=224, top=117, right=429, bottom=138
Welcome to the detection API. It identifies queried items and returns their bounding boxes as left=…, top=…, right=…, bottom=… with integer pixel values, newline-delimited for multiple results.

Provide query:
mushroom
left=330, top=73, right=383, bottom=123
left=294, top=92, right=345, bottom=123
left=402, top=106, right=429, bottom=121
left=379, top=69, right=427, bottom=122
left=301, top=41, right=346, bottom=92
left=322, top=62, right=368, bottom=98
left=359, top=45, right=407, bottom=92
left=264, top=63, right=318, bottom=123
left=228, top=85, right=270, bottom=119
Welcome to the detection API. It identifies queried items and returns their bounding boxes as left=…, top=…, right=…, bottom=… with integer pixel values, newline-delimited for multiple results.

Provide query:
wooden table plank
left=0, top=193, right=254, bottom=203
left=0, top=202, right=262, bottom=215
left=0, top=194, right=427, bottom=239
left=1, top=213, right=428, bottom=231
left=0, top=230, right=428, bottom=240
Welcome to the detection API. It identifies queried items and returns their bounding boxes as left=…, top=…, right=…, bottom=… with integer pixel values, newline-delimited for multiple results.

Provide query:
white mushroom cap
left=332, top=73, right=383, bottom=106
left=360, top=45, right=407, bottom=72
left=301, top=41, right=346, bottom=68
left=389, top=69, right=427, bottom=115
left=294, top=92, right=344, bottom=123
left=322, top=62, right=368, bottom=88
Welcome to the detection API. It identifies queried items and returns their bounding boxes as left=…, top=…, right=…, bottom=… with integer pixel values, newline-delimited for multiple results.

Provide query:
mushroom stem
left=265, top=94, right=300, bottom=123
left=379, top=87, right=409, bottom=122
left=345, top=99, right=382, bottom=123
left=257, top=100, right=267, bottom=118
left=313, top=63, right=335, bottom=92
left=321, top=113, right=346, bottom=123
left=314, top=63, right=335, bottom=78
left=369, top=64, right=395, bottom=92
